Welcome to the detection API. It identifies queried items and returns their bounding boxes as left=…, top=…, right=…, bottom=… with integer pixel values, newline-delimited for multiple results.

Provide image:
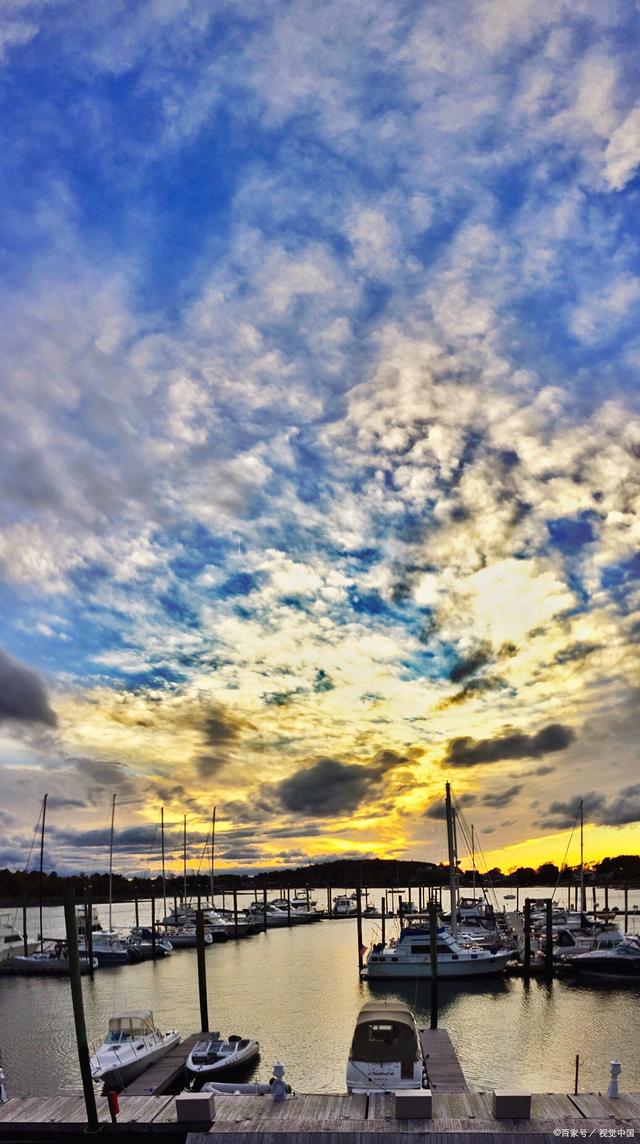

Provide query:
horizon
left=0, top=3, right=639, bottom=878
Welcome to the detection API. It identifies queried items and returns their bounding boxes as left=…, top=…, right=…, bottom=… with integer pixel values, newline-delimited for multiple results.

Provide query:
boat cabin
left=107, top=1010, right=156, bottom=1043
left=347, top=1001, right=422, bottom=1091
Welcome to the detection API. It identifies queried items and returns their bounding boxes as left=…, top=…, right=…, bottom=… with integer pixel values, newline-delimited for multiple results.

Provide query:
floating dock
left=121, top=1033, right=201, bottom=1095
left=420, top=1028, right=468, bottom=1091
left=1, top=1090, right=640, bottom=1141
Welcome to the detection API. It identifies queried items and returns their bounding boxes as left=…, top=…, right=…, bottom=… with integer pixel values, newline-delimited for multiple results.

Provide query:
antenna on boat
left=161, top=806, right=167, bottom=920
left=445, top=782, right=458, bottom=939
left=39, top=793, right=48, bottom=952
left=108, top=793, right=116, bottom=932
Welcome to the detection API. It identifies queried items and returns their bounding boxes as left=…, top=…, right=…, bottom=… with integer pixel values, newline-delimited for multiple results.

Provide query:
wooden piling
left=624, top=886, right=629, bottom=931
left=233, top=889, right=239, bottom=938
left=286, top=887, right=291, bottom=926
left=83, top=890, right=94, bottom=982
left=63, top=885, right=98, bottom=1132
left=356, top=887, right=364, bottom=974
left=195, top=909, right=209, bottom=1033
left=604, top=885, right=609, bottom=912
left=22, top=903, right=28, bottom=957
left=523, top=898, right=531, bottom=977
left=151, top=894, right=156, bottom=958
left=545, top=898, right=553, bottom=977
left=381, top=898, right=386, bottom=945
left=327, top=886, right=332, bottom=917
left=134, top=893, right=139, bottom=928
left=429, top=902, right=438, bottom=1029
left=262, top=887, right=268, bottom=932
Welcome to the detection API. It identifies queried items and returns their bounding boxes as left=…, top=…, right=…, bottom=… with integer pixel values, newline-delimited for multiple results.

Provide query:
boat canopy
left=350, top=1002, right=420, bottom=1065
left=108, top=1010, right=155, bottom=1037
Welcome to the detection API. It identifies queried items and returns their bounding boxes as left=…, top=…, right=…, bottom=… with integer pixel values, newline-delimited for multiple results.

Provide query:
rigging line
left=452, top=800, right=498, bottom=907
left=11, top=803, right=44, bottom=929
left=551, top=804, right=580, bottom=900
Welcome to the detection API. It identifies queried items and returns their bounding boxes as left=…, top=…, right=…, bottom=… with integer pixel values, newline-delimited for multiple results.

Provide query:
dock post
left=381, top=898, right=386, bottom=945
left=429, top=902, right=438, bottom=1029
left=516, top=883, right=520, bottom=911
left=233, top=889, right=239, bottom=938
left=22, top=901, right=28, bottom=957
left=356, top=887, right=364, bottom=973
left=63, top=884, right=98, bottom=1132
left=523, top=898, right=531, bottom=978
left=151, top=894, right=157, bottom=958
left=306, top=886, right=310, bottom=909
left=624, top=886, right=628, bottom=931
left=134, top=892, right=139, bottom=928
left=84, top=889, right=94, bottom=981
left=574, top=1054, right=580, bottom=1095
left=567, top=884, right=571, bottom=909
left=327, top=886, right=332, bottom=917
left=262, top=887, right=268, bottom=932
left=195, top=909, right=209, bottom=1032
left=221, top=891, right=225, bottom=911
left=398, top=895, right=403, bottom=922
left=545, top=898, right=553, bottom=977
left=286, top=887, right=291, bottom=926
left=604, top=885, right=609, bottom=912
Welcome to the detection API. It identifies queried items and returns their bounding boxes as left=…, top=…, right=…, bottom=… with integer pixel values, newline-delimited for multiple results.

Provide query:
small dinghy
left=187, top=1033, right=260, bottom=1080
left=346, top=1000, right=425, bottom=1093
left=90, top=1010, right=180, bottom=1089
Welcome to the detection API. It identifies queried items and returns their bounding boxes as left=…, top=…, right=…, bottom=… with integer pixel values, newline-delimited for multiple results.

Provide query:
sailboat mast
left=579, top=798, right=585, bottom=913
left=183, top=814, right=187, bottom=904
left=161, top=806, right=167, bottom=919
left=209, top=805, right=216, bottom=904
left=445, top=782, right=458, bottom=939
left=39, top=793, right=48, bottom=952
left=108, top=793, right=116, bottom=931
left=472, top=825, right=476, bottom=896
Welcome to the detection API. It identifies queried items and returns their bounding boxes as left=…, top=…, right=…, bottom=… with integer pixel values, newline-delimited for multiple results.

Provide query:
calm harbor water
left=1, top=888, right=639, bottom=1096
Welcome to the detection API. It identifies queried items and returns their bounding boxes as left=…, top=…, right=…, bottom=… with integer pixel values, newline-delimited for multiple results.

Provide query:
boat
left=365, top=920, right=513, bottom=978
left=270, top=898, right=322, bottom=922
left=153, top=925, right=213, bottom=949
left=244, top=903, right=291, bottom=928
left=79, top=930, right=129, bottom=966
left=5, top=943, right=98, bottom=975
left=0, top=912, right=30, bottom=961
left=333, top=895, right=357, bottom=917
left=346, top=1001, right=425, bottom=1093
left=124, top=933, right=173, bottom=961
left=162, top=907, right=230, bottom=941
left=90, top=1010, right=180, bottom=1088
left=568, top=935, right=640, bottom=983
left=544, top=925, right=624, bottom=962
left=363, top=905, right=379, bottom=918
left=186, top=1033, right=260, bottom=1081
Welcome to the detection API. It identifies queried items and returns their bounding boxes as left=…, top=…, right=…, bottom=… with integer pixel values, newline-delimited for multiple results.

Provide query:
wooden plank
left=419, top=1028, right=468, bottom=1093
left=570, top=1092, right=639, bottom=1121
left=121, top=1032, right=201, bottom=1095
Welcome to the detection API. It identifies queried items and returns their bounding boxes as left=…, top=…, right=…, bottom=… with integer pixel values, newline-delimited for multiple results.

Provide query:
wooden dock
left=1, top=1089, right=640, bottom=1140
left=122, top=1033, right=201, bottom=1095
left=419, top=1028, right=468, bottom=1091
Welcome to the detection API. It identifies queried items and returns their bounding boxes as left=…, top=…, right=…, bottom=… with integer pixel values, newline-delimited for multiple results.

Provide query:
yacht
left=152, top=925, right=213, bottom=949
left=365, top=920, right=513, bottom=979
left=0, top=912, right=29, bottom=961
left=124, top=932, right=173, bottom=961
left=244, top=903, right=292, bottom=928
left=568, top=935, right=640, bottom=983
left=79, top=930, right=129, bottom=966
left=162, top=907, right=230, bottom=941
left=346, top=1001, right=425, bottom=1093
left=91, top=1010, right=180, bottom=1088
left=333, top=895, right=357, bottom=918
left=270, top=898, right=322, bottom=922
left=544, top=925, right=624, bottom=962
left=186, top=1033, right=260, bottom=1081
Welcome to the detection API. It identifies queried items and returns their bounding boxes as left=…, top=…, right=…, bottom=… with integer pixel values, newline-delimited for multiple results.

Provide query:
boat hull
left=366, top=954, right=512, bottom=978
left=92, top=1033, right=180, bottom=1089
left=187, top=1041, right=259, bottom=1079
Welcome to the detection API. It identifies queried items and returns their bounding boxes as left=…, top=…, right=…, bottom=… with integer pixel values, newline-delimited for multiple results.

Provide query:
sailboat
left=79, top=795, right=128, bottom=965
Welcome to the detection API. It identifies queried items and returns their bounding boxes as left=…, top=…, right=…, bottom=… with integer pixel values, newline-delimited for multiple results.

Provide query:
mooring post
left=398, top=895, right=404, bottom=921
left=233, top=889, right=239, bottom=938
left=22, top=901, right=28, bottom=957
left=84, top=889, right=94, bottom=982
left=356, top=887, right=364, bottom=974
left=545, top=898, right=554, bottom=977
left=151, top=893, right=156, bottom=958
left=134, top=892, right=139, bottom=928
left=516, top=883, right=520, bottom=912
left=195, top=908, right=209, bottom=1032
left=567, top=884, right=571, bottom=909
left=574, top=1054, right=580, bottom=1095
left=523, top=898, right=531, bottom=977
left=604, top=885, right=609, bottom=912
left=381, top=898, right=386, bottom=945
left=262, top=887, right=268, bottom=932
left=63, top=885, right=98, bottom=1132
left=429, top=901, right=439, bottom=1029
left=286, top=887, right=291, bottom=926
left=306, top=886, right=310, bottom=909
left=327, top=886, right=332, bottom=917
left=624, top=886, right=629, bottom=931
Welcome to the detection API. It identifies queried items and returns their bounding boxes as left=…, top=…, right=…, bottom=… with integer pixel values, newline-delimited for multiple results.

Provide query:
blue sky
left=0, top=0, right=639, bottom=875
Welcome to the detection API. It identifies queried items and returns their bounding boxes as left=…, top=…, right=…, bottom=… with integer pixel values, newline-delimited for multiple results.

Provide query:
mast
left=445, top=782, right=458, bottom=939
left=39, top=793, right=48, bottom=952
left=209, top=805, right=216, bottom=904
left=108, top=793, right=116, bottom=932
left=183, top=814, right=187, bottom=905
left=579, top=799, right=585, bottom=913
left=471, top=825, right=476, bottom=896
left=161, top=806, right=167, bottom=920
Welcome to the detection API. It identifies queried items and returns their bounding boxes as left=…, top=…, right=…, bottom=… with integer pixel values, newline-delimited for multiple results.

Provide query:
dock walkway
left=122, top=1033, right=201, bottom=1095
left=1, top=1090, right=640, bottom=1140
left=419, top=1029, right=468, bottom=1091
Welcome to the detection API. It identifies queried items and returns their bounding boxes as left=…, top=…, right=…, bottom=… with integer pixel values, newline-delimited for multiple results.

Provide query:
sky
left=0, top=0, right=639, bottom=880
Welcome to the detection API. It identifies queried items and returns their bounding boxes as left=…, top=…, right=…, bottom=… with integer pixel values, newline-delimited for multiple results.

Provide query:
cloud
left=424, top=791, right=476, bottom=820
left=0, top=648, right=57, bottom=726
left=275, top=749, right=412, bottom=817
left=444, top=723, right=576, bottom=768
left=196, top=704, right=252, bottom=778
left=479, top=784, right=523, bottom=809
left=538, top=785, right=640, bottom=829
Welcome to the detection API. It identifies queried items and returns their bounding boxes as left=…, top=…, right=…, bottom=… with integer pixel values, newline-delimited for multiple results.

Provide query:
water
left=1, top=889, right=639, bottom=1096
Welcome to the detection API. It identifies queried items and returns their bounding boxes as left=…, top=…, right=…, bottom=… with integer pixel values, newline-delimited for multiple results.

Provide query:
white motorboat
left=244, top=903, right=291, bottom=928
left=546, top=925, right=624, bottom=962
left=0, top=912, right=31, bottom=961
left=187, top=1033, right=260, bottom=1080
left=346, top=1001, right=425, bottom=1093
left=333, top=895, right=357, bottom=917
left=124, top=933, right=173, bottom=961
left=162, top=907, right=230, bottom=941
left=568, top=935, right=640, bottom=983
left=157, top=925, right=213, bottom=949
left=79, top=930, right=129, bottom=966
left=270, top=898, right=321, bottom=922
left=365, top=921, right=513, bottom=979
left=90, top=1010, right=180, bottom=1088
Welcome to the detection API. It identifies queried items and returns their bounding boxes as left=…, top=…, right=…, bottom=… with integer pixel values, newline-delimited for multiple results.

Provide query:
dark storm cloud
left=275, top=749, right=411, bottom=817
left=444, top=723, right=576, bottom=767
left=0, top=647, right=57, bottom=726
left=196, top=704, right=252, bottom=777
left=448, top=644, right=491, bottom=683
left=554, top=641, right=601, bottom=665
left=479, top=784, right=522, bottom=809
left=424, top=792, right=476, bottom=819
left=537, top=785, right=640, bottom=829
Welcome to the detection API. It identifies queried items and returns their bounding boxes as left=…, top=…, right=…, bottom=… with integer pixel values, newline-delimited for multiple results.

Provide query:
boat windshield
left=108, top=1012, right=154, bottom=1039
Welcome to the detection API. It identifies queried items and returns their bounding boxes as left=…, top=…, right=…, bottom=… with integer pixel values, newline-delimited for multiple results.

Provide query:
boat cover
left=350, top=1002, right=420, bottom=1070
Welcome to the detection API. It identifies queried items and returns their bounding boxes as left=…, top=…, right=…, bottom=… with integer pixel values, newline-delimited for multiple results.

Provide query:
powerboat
left=90, top=1010, right=180, bottom=1088
left=365, top=920, right=513, bottom=978
left=0, top=912, right=31, bottom=961
left=79, top=930, right=129, bottom=966
left=346, top=1001, right=425, bottom=1093
left=333, top=895, right=357, bottom=917
left=545, top=925, right=624, bottom=962
left=187, top=1033, right=260, bottom=1081
left=568, top=935, right=640, bottom=983
left=162, top=907, right=230, bottom=941
left=244, top=903, right=292, bottom=928
left=124, top=933, right=173, bottom=961
left=270, top=898, right=322, bottom=922
left=156, top=925, right=214, bottom=949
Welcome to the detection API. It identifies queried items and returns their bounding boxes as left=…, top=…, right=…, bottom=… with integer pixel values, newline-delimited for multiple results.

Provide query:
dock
left=419, top=1028, right=468, bottom=1091
left=3, top=1090, right=640, bottom=1141
left=122, top=1033, right=201, bottom=1095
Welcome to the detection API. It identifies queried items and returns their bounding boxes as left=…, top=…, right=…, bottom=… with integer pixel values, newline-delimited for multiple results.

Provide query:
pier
left=121, top=1033, right=201, bottom=1095
left=420, top=1029, right=469, bottom=1092
left=1, top=1089, right=640, bottom=1141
